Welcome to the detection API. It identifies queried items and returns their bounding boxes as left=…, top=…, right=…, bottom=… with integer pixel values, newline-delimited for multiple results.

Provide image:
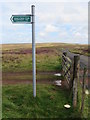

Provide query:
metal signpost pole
left=10, top=5, right=36, bottom=97
left=32, top=5, right=36, bottom=97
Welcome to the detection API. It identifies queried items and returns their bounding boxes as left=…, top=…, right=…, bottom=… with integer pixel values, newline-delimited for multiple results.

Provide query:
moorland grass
left=2, top=51, right=62, bottom=72
left=2, top=43, right=89, bottom=119
left=2, top=84, right=80, bottom=119
left=2, top=43, right=88, bottom=72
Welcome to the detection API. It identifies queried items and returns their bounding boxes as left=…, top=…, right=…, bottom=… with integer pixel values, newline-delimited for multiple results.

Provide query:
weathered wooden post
left=69, top=61, right=74, bottom=89
left=81, top=67, right=87, bottom=113
left=73, top=55, right=80, bottom=107
left=63, top=52, right=67, bottom=57
left=62, top=52, right=67, bottom=73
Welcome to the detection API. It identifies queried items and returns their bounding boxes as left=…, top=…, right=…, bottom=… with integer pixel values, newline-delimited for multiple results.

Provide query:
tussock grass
left=3, top=85, right=80, bottom=118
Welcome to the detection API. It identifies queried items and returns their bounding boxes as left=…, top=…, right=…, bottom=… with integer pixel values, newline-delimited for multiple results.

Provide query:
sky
left=0, top=0, right=89, bottom=44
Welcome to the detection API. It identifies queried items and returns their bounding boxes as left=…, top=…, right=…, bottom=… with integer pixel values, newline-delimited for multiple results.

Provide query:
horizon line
left=0, top=42, right=89, bottom=45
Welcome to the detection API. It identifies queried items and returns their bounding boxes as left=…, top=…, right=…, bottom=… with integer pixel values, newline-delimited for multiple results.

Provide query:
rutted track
left=2, top=71, right=68, bottom=89
left=2, top=71, right=59, bottom=85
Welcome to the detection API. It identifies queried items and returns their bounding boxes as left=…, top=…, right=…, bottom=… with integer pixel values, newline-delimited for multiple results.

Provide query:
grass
left=2, top=48, right=62, bottom=73
left=2, top=43, right=88, bottom=72
left=2, top=84, right=80, bottom=118
left=2, top=54, right=62, bottom=72
left=2, top=43, right=89, bottom=119
left=69, top=46, right=89, bottom=57
left=84, top=94, right=90, bottom=118
left=77, top=81, right=89, bottom=118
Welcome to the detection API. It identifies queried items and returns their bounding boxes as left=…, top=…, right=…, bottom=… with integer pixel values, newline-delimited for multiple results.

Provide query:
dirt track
left=2, top=71, right=69, bottom=89
left=3, top=79, right=52, bottom=85
left=2, top=71, right=59, bottom=85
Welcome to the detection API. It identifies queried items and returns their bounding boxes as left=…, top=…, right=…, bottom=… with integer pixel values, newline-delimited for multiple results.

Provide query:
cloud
left=37, top=12, right=56, bottom=24
left=59, top=31, right=68, bottom=37
left=45, top=24, right=58, bottom=32
left=39, top=32, right=46, bottom=37
left=38, top=0, right=89, bottom=2
left=37, top=2, right=88, bottom=25
left=75, top=32, right=81, bottom=36
left=39, top=24, right=59, bottom=38
left=1, top=2, right=88, bottom=44
left=0, top=0, right=89, bottom=2
left=57, top=24, right=88, bottom=44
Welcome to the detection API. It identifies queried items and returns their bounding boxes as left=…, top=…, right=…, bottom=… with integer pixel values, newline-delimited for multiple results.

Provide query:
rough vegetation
left=2, top=43, right=89, bottom=119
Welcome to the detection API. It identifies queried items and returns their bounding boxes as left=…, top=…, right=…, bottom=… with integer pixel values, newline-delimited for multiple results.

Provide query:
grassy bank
left=2, top=84, right=80, bottom=118
left=78, top=82, right=90, bottom=118
left=2, top=43, right=89, bottom=119
left=2, top=43, right=88, bottom=72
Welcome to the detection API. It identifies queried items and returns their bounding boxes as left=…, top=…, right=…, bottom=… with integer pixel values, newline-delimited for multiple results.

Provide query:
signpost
left=10, top=15, right=32, bottom=23
left=10, top=5, right=36, bottom=97
left=31, top=5, right=36, bottom=97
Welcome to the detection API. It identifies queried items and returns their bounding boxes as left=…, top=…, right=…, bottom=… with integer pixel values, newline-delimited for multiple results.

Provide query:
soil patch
left=2, top=79, right=52, bottom=85
left=2, top=71, right=68, bottom=89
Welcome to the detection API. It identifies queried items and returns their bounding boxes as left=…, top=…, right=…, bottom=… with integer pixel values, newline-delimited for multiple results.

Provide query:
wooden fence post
left=73, top=55, right=80, bottom=107
left=63, top=52, right=67, bottom=57
left=80, top=67, right=87, bottom=113
left=69, top=60, right=74, bottom=89
left=62, top=52, right=67, bottom=72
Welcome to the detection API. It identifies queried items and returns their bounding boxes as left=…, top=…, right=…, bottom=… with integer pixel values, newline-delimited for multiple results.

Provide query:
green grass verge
left=2, top=85, right=80, bottom=119
left=77, top=82, right=89, bottom=119
left=69, top=49, right=90, bottom=57
left=2, top=43, right=88, bottom=72
left=2, top=54, right=62, bottom=72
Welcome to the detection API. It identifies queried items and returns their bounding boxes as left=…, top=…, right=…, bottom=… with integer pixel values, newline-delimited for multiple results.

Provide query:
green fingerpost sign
left=10, top=15, right=31, bottom=24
